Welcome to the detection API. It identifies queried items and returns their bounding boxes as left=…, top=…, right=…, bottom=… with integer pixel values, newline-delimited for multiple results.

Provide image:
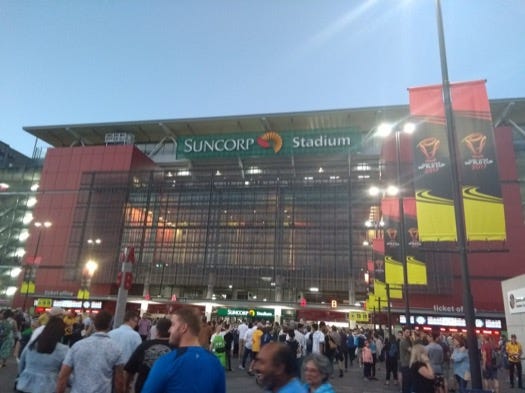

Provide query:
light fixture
left=309, top=287, right=319, bottom=292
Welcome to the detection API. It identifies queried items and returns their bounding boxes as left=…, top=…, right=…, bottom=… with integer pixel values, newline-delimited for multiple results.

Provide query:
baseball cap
left=48, top=307, right=66, bottom=317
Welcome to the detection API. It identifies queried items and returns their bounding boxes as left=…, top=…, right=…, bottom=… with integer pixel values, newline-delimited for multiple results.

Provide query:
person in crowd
left=409, top=343, right=435, bottom=393
left=311, top=323, right=325, bottom=355
left=384, top=334, right=399, bottom=385
left=481, top=334, right=500, bottom=393
left=254, top=341, right=306, bottom=393
left=344, top=328, right=356, bottom=369
left=140, top=306, right=225, bottom=393
left=0, top=309, right=17, bottom=368
left=369, top=332, right=378, bottom=379
left=137, top=314, right=153, bottom=341
left=62, top=310, right=78, bottom=346
left=210, top=323, right=227, bottom=369
left=248, top=322, right=264, bottom=375
left=302, top=353, right=335, bottom=393
left=399, top=326, right=413, bottom=393
left=240, top=322, right=254, bottom=370
left=16, top=316, right=68, bottom=393
left=362, top=338, right=374, bottom=380
left=28, top=307, right=65, bottom=345
left=505, top=333, right=523, bottom=389
left=56, top=310, right=126, bottom=393
left=450, top=334, right=470, bottom=393
left=237, top=319, right=248, bottom=361
left=125, top=317, right=173, bottom=393
left=198, top=316, right=213, bottom=349
left=326, top=325, right=344, bottom=378
left=108, top=310, right=142, bottom=363
left=286, top=329, right=301, bottom=376
left=426, top=331, right=445, bottom=393
left=223, top=323, right=234, bottom=371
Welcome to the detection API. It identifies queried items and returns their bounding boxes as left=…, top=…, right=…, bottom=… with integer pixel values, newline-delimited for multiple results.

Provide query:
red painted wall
left=17, top=145, right=157, bottom=307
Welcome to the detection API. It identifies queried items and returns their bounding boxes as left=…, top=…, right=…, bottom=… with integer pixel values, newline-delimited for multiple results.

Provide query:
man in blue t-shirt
left=141, top=307, right=226, bottom=393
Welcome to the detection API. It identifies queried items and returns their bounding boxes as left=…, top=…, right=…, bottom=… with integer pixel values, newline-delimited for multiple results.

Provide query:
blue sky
left=1, top=0, right=524, bottom=157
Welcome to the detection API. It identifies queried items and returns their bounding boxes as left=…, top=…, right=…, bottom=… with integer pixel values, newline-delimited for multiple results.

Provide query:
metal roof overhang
left=22, top=98, right=525, bottom=149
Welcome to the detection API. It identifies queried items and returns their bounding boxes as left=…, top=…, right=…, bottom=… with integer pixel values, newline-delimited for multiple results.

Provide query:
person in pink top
left=138, top=314, right=152, bottom=341
left=362, top=339, right=374, bottom=380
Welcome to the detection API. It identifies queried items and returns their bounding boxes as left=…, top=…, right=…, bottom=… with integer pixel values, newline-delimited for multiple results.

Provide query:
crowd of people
left=0, top=305, right=522, bottom=393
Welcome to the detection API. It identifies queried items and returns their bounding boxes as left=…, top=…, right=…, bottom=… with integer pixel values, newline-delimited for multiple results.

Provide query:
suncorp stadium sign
left=176, top=129, right=361, bottom=159
left=217, top=307, right=275, bottom=318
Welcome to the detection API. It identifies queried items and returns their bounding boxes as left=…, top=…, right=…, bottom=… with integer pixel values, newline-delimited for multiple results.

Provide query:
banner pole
left=435, top=0, right=482, bottom=388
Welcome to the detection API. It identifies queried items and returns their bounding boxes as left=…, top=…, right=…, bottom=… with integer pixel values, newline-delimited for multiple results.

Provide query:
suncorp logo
left=257, top=131, right=283, bottom=153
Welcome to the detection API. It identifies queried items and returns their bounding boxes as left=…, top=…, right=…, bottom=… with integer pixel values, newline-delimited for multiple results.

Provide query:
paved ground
left=0, top=353, right=518, bottom=392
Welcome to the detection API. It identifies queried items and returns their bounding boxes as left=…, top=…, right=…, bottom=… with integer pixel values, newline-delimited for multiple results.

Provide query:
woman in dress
left=16, top=317, right=68, bottom=393
left=450, top=334, right=470, bottom=393
left=0, top=309, right=17, bottom=367
left=302, top=353, right=336, bottom=393
left=409, top=344, right=435, bottom=393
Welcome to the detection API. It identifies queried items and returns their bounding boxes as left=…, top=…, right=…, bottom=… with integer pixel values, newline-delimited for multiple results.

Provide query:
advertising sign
left=217, top=307, right=274, bottom=318
left=507, top=287, right=525, bottom=314
left=176, top=129, right=361, bottom=159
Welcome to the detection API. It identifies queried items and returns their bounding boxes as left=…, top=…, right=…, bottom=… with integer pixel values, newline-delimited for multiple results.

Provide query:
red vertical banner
left=409, top=80, right=506, bottom=242
left=450, top=81, right=506, bottom=241
left=409, top=85, right=457, bottom=241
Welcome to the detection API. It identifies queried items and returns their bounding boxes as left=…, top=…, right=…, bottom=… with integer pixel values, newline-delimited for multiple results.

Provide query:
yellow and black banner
left=409, top=81, right=506, bottom=241
left=451, top=81, right=506, bottom=240
left=382, top=197, right=427, bottom=287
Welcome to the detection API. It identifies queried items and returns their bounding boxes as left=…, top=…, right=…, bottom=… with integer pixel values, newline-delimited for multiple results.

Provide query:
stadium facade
left=3, top=98, right=525, bottom=327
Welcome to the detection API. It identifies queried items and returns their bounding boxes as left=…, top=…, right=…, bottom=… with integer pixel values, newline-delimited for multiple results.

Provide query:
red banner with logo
left=409, top=80, right=505, bottom=241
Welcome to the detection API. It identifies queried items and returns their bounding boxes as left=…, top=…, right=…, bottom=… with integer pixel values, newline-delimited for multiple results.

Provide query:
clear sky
left=1, top=0, right=524, bottom=157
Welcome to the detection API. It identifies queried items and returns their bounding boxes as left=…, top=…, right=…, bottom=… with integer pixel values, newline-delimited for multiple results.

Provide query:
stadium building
left=5, top=97, right=525, bottom=327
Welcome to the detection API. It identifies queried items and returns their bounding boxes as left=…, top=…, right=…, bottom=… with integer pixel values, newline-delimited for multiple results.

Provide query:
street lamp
left=376, top=122, right=416, bottom=328
left=80, top=260, right=98, bottom=312
left=22, top=220, right=52, bottom=311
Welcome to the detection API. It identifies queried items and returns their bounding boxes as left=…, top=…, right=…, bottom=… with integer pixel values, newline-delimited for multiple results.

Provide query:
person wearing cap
left=125, top=317, right=173, bottom=393
left=28, top=307, right=65, bottom=345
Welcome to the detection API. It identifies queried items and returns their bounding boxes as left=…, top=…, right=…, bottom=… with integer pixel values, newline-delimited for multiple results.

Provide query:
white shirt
left=312, top=330, right=325, bottom=354
left=294, top=329, right=306, bottom=356
left=244, top=327, right=255, bottom=349
left=108, top=323, right=142, bottom=362
left=238, top=323, right=248, bottom=341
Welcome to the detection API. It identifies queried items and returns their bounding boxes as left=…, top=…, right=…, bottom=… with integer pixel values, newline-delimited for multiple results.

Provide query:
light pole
left=435, top=0, right=481, bottom=387
left=376, top=123, right=415, bottom=328
left=22, top=220, right=52, bottom=311
left=155, top=262, right=169, bottom=297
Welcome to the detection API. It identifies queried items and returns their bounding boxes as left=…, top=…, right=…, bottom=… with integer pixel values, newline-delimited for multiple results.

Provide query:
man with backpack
left=345, top=330, right=357, bottom=368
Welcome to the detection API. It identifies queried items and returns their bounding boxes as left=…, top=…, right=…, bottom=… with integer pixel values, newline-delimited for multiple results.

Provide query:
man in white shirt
left=311, top=322, right=325, bottom=354
left=108, top=310, right=142, bottom=363
left=237, top=320, right=248, bottom=360
left=240, top=322, right=254, bottom=369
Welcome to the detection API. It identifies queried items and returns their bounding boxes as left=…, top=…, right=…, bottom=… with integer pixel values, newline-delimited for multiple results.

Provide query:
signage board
left=349, top=311, right=369, bottom=323
left=507, top=287, right=525, bottom=314
left=217, top=307, right=274, bottom=318
left=176, top=129, right=362, bottom=159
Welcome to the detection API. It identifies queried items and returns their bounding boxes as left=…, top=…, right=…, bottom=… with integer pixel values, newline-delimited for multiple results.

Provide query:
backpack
left=388, top=342, right=398, bottom=358
left=212, top=334, right=226, bottom=353
left=347, top=335, right=356, bottom=349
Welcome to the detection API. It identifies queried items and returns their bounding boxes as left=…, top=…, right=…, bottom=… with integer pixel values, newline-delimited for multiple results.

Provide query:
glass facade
left=66, top=153, right=379, bottom=304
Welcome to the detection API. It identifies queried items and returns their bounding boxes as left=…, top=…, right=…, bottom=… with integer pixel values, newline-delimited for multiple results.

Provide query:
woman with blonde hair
left=409, top=343, right=435, bottom=393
